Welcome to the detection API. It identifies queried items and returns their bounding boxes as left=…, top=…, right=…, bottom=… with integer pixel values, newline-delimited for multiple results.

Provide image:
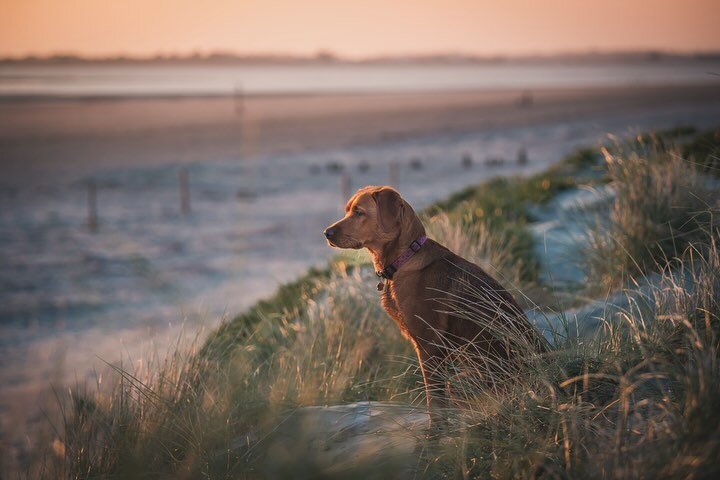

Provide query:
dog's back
left=384, top=239, right=546, bottom=384
left=439, top=243, right=547, bottom=359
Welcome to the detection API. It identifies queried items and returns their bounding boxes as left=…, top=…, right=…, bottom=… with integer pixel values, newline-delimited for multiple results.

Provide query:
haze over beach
left=1, top=0, right=720, bottom=477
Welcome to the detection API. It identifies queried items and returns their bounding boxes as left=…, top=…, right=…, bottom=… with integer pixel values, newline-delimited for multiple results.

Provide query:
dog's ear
left=372, top=188, right=403, bottom=233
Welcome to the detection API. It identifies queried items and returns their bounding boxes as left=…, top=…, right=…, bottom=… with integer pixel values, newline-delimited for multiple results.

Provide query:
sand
left=3, top=84, right=720, bottom=184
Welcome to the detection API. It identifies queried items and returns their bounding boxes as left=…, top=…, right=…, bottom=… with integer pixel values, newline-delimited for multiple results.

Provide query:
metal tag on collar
left=410, top=240, right=422, bottom=252
left=375, top=271, right=386, bottom=291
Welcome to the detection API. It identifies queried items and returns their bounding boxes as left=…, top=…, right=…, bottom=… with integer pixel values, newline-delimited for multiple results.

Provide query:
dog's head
left=324, top=186, right=424, bottom=251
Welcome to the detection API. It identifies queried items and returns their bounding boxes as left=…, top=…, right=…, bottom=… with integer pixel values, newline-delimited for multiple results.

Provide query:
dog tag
left=377, top=280, right=385, bottom=291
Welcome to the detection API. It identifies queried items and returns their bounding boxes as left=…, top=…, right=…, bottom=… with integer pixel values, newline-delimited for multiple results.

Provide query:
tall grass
left=583, top=142, right=720, bottom=289
left=41, top=269, right=419, bottom=478
left=422, top=233, right=720, bottom=479
left=681, top=126, right=720, bottom=175
left=424, top=211, right=531, bottom=290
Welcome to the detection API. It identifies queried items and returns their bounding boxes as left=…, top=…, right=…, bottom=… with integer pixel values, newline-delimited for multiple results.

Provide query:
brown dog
left=324, top=186, right=547, bottom=418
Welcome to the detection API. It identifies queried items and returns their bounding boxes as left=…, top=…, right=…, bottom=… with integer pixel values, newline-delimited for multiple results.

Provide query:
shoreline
left=1, top=82, right=719, bottom=105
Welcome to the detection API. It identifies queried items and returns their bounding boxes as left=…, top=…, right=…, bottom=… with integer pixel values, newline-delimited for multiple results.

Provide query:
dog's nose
left=324, top=227, right=336, bottom=239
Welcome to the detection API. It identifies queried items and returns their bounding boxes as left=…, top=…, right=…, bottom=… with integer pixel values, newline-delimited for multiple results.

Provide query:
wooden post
left=87, top=181, right=98, bottom=233
left=517, top=147, right=528, bottom=165
left=234, top=83, right=246, bottom=160
left=341, top=173, right=351, bottom=204
left=462, top=153, right=473, bottom=169
left=389, top=160, right=399, bottom=188
left=179, top=168, right=190, bottom=214
left=233, top=83, right=244, bottom=117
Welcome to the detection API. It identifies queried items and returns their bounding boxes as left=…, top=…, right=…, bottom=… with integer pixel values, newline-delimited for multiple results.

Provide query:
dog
left=324, top=186, right=547, bottom=421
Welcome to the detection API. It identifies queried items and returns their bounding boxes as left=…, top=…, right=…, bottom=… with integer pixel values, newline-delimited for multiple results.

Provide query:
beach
left=4, top=85, right=720, bottom=182
left=2, top=82, right=720, bottom=468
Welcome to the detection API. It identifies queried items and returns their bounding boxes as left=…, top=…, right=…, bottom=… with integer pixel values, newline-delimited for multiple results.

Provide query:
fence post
left=179, top=168, right=191, bottom=214
left=517, top=147, right=528, bottom=165
left=341, top=173, right=351, bottom=205
left=389, top=160, right=399, bottom=188
left=87, top=181, right=98, bottom=233
left=234, top=83, right=244, bottom=117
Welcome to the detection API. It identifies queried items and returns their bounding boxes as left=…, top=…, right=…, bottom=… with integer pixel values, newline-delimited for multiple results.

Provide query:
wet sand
left=3, top=84, right=720, bottom=184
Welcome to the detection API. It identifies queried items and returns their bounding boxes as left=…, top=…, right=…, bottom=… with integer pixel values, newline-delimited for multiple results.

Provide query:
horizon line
left=3, top=48, right=720, bottom=64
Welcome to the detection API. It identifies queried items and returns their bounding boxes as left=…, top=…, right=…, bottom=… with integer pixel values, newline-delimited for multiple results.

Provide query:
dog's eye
left=354, top=210, right=364, bottom=217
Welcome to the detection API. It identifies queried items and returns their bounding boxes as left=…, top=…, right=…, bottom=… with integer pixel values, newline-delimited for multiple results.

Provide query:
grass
left=428, top=234, right=720, bottom=479
left=201, top=266, right=333, bottom=359
left=582, top=141, right=720, bottom=290
left=681, top=126, right=720, bottom=175
left=424, top=212, right=532, bottom=290
left=40, top=270, right=419, bottom=479
left=23, top=127, right=720, bottom=479
left=424, top=175, right=572, bottom=285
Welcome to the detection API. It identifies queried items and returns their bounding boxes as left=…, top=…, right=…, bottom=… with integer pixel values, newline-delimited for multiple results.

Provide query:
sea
left=1, top=59, right=720, bottom=97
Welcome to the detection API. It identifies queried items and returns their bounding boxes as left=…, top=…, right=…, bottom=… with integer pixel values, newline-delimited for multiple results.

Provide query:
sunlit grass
left=423, top=232, right=720, bottom=479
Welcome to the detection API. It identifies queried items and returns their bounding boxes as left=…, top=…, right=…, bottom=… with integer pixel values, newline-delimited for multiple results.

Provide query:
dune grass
left=28, top=127, right=720, bottom=479
left=681, top=126, right=720, bottom=175
left=40, top=269, right=418, bottom=479
left=424, top=236, right=720, bottom=478
left=582, top=140, right=720, bottom=290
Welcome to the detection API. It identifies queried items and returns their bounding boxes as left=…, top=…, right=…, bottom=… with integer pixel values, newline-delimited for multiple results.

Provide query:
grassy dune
left=29, top=127, right=720, bottom=479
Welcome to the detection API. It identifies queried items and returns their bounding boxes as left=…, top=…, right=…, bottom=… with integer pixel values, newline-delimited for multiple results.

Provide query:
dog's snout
left=324, top=226, right=337, bottom=240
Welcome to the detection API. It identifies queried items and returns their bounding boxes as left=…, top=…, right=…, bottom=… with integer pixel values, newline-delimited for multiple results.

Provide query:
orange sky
left=1, top=0, right=719, bottom=58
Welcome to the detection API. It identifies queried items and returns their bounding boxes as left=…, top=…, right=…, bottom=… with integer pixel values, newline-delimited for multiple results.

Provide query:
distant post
left=233, top=83, right=244, bottom=117
left=518, top=90, right=534, bottom=107
left=389, top=161, right=399, bottom=189
left=179, top=168, right=191, bottom=214
left=87, top=181, right=98, bottom=233
left=462, top=153, right=473, bottom=169
left=517, top=147, right=528, bottom=165
left=234, top=83, right=246, bottom=160
left=341, top=173, right=351, bottom=204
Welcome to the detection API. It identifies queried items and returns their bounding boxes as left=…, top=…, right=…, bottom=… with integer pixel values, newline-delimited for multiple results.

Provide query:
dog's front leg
left=415, top=343, right=448, bottom=435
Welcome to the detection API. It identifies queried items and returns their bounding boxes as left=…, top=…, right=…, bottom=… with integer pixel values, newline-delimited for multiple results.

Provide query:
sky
left=1, top=0, right=719, bottom=58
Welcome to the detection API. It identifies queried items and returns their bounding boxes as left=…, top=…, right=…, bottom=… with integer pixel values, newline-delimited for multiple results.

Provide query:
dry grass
left=37, top=269, right=418, bottom=479
left=424, top=211, right=531, bottom=290
left=583, top=141, right=720, bottom=290
left=421, top=233, right=720, bottom=479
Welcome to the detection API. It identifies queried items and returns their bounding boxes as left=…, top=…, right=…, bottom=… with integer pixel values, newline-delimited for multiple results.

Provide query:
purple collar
left=376, top=235, right=427, bottom=281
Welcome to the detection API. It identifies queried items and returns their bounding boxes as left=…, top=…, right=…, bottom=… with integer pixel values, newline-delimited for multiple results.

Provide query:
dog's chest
left=380, top=283, right=414, bottom=340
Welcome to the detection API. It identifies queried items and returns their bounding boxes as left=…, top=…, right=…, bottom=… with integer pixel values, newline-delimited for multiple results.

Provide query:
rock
left=325, top=161, right=345, bottom=173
